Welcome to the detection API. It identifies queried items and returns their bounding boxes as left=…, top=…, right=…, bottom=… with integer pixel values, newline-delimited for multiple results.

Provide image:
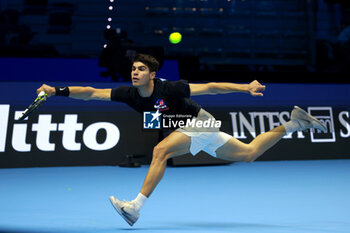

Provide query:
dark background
left=1, top=0, right=350, bottom=83
left=0, top=82, right=348, bottom=168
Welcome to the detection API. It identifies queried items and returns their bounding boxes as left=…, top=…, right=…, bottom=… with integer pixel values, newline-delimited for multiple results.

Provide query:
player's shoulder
left=154, top=77, right=168, bottom=86
left=154, top=77, right=169, bottom=89
left=155, top=77, right=188, bottom=85
left=111, top=85, right=136, bottom=99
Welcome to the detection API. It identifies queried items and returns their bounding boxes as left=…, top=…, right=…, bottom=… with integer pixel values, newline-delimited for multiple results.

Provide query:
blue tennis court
left=1, top=159, right=349, bottom=233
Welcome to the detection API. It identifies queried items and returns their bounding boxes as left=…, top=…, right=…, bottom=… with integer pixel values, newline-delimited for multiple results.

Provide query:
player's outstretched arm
left=36, top=84, right=112, bottom=101
left=189, top=80, right=266, bottom=96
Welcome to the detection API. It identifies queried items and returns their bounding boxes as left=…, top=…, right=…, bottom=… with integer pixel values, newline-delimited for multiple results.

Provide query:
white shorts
left=176, top=109, right=232, bottom=157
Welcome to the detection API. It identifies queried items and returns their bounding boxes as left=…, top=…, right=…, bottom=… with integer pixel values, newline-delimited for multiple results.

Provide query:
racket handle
left=38, top=91, right=46, bottom=97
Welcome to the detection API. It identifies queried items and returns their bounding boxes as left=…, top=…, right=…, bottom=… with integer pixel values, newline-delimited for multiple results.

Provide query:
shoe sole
left=292, top=106, right=327, bottom=133
left=109, top=196, right=136, bottom=226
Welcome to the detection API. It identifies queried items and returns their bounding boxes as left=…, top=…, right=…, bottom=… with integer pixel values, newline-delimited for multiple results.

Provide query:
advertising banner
left=0, top=82, right=349, bottom=168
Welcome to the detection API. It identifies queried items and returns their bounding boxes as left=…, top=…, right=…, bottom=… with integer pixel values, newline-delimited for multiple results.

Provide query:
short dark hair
left=133, top=54, right=159, bottom=73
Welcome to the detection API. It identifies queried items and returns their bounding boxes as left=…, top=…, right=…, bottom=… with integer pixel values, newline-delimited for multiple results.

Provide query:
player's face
left=131, top=62, right=155, bottom=87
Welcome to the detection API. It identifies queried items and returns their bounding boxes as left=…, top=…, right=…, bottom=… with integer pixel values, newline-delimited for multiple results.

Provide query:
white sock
left=283, top=120, right=301, bottom=135
left=133, top=193, right=148, bottom=212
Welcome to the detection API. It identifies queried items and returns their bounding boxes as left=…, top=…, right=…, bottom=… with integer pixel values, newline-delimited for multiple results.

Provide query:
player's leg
left=140, top=131, right=191, bottom=197
left=215, top=125, right=286, bottom=162
left=109, top=130, right=191, bottom=226
left=216, top=106, right=327, bottom=162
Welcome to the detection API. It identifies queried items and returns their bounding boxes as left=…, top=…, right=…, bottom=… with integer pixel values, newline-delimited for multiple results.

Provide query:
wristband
left=55, top=86, right=70, bottom=96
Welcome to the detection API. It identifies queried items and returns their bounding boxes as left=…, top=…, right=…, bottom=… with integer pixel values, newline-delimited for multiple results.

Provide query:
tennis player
left=37, top=54, right=327, bottom=226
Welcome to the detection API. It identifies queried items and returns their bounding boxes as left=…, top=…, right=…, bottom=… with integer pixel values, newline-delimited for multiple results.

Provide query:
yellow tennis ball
left=169, top=32, right=182, bottom=44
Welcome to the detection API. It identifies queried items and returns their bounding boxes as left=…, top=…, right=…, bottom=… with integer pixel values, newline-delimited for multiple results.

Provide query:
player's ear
left=150, top=72, right=156, bottom=79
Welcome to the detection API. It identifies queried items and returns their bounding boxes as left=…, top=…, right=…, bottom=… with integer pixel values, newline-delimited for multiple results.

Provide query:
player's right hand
left=37, top=84, right=55, bottom=97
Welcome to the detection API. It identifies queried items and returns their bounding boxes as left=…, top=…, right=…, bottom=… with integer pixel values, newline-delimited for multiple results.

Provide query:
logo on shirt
left=154, top=99, right=169, bottom=111
left=143, top=110, right=161, bottom=129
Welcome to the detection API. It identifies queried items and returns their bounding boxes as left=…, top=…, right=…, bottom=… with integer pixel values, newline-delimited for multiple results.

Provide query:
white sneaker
left=291, top=106, right=327, bottom=133
left=109, top=196, right=140, bottom=226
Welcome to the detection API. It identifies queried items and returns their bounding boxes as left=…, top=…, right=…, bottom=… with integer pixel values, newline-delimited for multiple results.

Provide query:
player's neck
left=137, top=79, right=154, bottom=97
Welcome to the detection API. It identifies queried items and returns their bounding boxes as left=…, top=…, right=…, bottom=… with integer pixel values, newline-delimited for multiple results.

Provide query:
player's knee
left=152, top=144, right=168, bottom=163
left=244, top=146, right=260, bottom=163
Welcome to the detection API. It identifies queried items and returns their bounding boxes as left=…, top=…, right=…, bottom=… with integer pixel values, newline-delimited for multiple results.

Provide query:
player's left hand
left=248, top=80, right=266, bottom=96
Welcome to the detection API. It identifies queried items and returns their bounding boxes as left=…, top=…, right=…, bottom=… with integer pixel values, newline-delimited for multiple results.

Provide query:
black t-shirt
left=110, top=78, right=201, bottom=117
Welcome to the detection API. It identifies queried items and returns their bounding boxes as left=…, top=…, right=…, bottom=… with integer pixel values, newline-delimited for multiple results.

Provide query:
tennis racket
left=17, top=91, right=48, bottom=121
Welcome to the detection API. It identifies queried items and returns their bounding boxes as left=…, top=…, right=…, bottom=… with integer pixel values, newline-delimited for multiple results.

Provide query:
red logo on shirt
left=154, top=99, right=169, bottom=111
